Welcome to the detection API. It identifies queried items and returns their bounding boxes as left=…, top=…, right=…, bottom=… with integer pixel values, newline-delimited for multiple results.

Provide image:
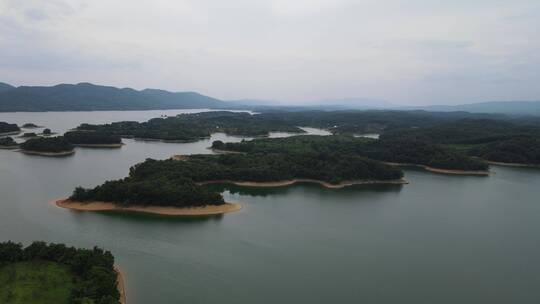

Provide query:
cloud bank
left=0, top=0, right=539, bottom=105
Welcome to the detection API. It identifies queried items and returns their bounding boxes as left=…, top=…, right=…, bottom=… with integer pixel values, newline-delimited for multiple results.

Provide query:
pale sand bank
left=0, top=145, right=18, bottom=150
left=383, top=162, right=490, bottom=176
left=207, top=148, right=247, bottom=155
left=0, top=131, right=21, bottom=136
left=199, top=178, right=408, bottom=189
left=485, top=160, right=540, bottom=168
left=55, top=199, right=242, bottom=216
left=20, top=149, right=75, bottom=156
left=115, top=266, right=127, bottom=304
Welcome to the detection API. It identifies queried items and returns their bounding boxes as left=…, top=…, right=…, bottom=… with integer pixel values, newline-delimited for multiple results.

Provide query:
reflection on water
left=209, top=182, right=404, bottom=198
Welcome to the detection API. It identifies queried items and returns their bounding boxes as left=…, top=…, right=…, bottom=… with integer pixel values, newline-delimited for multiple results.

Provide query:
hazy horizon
left=1, top=0, right=539, bottom=105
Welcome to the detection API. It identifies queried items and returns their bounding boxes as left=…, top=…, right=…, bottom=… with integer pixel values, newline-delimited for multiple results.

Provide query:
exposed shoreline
left=0, top=145, right=19, bottom=150
left=73, top=143, right=124, bottom=148
left=383, top=162, right=490, bottom=176
left=55, top=199, right=242, bottom=216
left=485, top=160, right=540, bottom=169
left=115, top=266, right=127, bottom=304
left=207, top=148, right=246, bottom=154
left=0, top=131, right=21, bottom=136
left=19, top=149, right=75, bottom=156
left=198, top=178, right=408, bottom=189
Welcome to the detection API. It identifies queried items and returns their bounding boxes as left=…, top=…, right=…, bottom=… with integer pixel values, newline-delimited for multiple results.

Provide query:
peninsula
left=64, top=152, right=404, bottom=216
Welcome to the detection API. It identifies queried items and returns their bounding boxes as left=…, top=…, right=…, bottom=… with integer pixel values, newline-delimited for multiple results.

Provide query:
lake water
left=1, top=110, right=540, bottom=304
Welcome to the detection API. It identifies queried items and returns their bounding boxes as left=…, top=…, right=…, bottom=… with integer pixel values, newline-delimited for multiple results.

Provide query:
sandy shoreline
left=0, top=145, right=19, bottom=150
left=55, top=199, right=242, bottom=216
left=208, top=148, right=247, bottom=155
left=19, top=149, right=75, bottom=156
left=0, top=131, right=21, bottom=136
left=383, top=162, right=490, bottom=176
left=115, top=266, right=127, bottom=304
left=199, top=178, right=408, bottom=189
left=485, top=160, right=540, bottom=168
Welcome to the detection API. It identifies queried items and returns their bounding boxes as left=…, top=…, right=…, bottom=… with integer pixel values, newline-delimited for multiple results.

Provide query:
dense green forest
left=0, top=137, right=17, bottom=147
left=0, top=122, right=19, bottom=134
left=0, top=241, right=120, bottom=304
left=71, top=153, right=403, bottom=206
left=380, top=119, right=540, bottom=165
left=64, top=131, right=122, bottom=145
left=76, top=111, right=304, bottom=141
left=469, top=137, right=540, bottom=165
left=214, top=135, right=488, bottom=171
left=20, top=136, right=74, bottom=153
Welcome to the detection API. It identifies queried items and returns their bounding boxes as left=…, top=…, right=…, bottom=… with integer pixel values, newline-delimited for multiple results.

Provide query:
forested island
left=61, top=151, right=404, bottom=216
left=0, top=122, right=20, bottom=135
left=19, top=136, right=75, bottom=156
left=213, top=135, right=489, bottom=174
left=0, top=137, right=18, bottom=149
left=76, top=111, right=304, bottom=142
left=21, top=123, right=40, bottom=128
left=64, top=131, right=123, bottom=147
left=0, top=241, right=123, bottom=304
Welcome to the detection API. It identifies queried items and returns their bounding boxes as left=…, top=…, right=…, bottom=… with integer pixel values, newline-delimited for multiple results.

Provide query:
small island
left=0, top=137, right=18, bottom=149
left=21, top=123, right=41, bottom=129
left=0, top=122, right=20, bottom=136
left=19, top=136, right=75, bottom=156
left=0, top=241, right=124, bottom=304
left=64, top=131, right=123, bottom=148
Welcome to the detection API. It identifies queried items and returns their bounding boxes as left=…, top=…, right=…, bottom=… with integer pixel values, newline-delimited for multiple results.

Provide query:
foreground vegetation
left=0, top=241, right=120, bottom=304
left=70, top=152, right=403, bottom=206
left=20, top=136, right=74, bottom=153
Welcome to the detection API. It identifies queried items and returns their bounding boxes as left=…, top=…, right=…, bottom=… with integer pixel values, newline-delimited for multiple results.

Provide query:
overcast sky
left=0, top=0, right=539, bottom=105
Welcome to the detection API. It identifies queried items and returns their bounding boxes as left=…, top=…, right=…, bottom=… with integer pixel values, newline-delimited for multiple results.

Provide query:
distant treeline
left=70, top=152, right=403, bottom=206
left=76, top=111, right=304, bottom=141
left=0, top=241, right=120, bottom=304
left=72, top=110, right=540, bottom=142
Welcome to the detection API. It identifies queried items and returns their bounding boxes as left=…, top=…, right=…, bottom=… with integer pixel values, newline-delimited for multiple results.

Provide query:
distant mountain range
left=0, top=82, right=225, bottom=111
left=0, top=81, right=538, bottom=115
left=403, top=101, right=540, bottom=116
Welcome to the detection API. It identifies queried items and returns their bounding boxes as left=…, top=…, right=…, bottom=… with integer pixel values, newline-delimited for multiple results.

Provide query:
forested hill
left=0, top=82, right=227, bottom=111
left=0, top=82, right=15, bottom=92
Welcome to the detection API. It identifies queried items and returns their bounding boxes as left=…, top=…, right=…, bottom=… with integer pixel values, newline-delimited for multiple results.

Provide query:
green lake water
left=1, top=110, right=539, bottom=304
